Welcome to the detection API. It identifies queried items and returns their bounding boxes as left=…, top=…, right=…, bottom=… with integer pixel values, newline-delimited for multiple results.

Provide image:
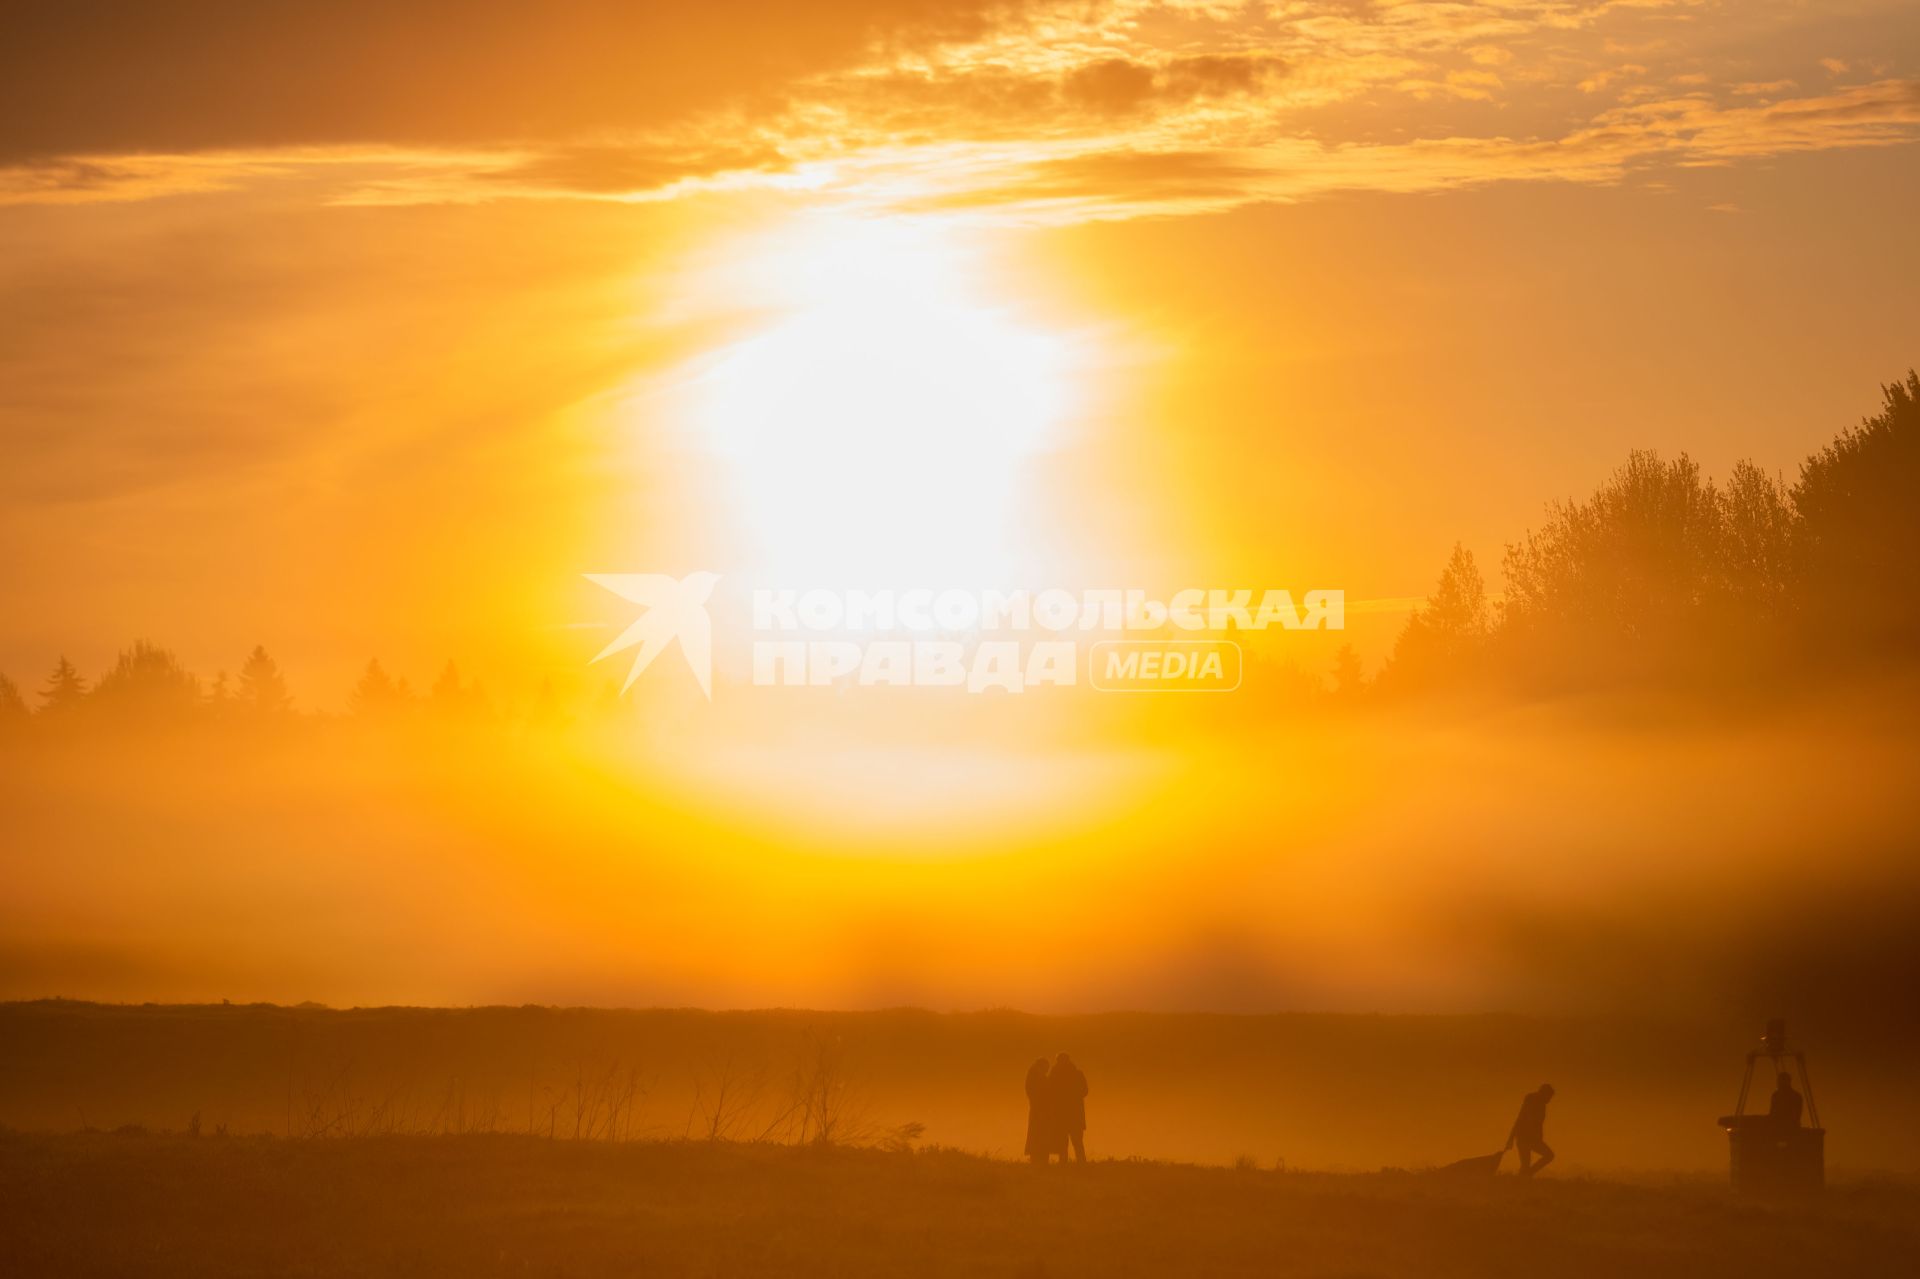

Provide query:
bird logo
left=585, top=571, right=721, bottom=699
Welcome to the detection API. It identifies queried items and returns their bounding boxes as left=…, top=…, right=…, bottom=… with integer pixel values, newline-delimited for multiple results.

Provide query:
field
left=6, top=1002, right=1919, bottom=1174
left=9, top=1001, right=1917, bottom=1276
left=5, top=1130, right=1918, bottom=1278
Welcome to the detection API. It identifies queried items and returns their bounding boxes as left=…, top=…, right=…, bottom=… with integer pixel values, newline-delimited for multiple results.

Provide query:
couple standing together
left=1024, top=1053, right=1089, bottom=1164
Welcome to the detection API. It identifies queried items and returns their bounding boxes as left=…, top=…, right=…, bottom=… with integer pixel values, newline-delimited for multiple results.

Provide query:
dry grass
left=3, top=1130, right=1916, bottom=1278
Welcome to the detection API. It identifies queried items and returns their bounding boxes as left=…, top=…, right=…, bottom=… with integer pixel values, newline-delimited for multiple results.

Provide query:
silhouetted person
left=1023, top=1057, right=1057, bottom=1165
left=1506, top=1083, right=1555, bottom=1176
left=1051, top=1052, right=1088, bottom=1164
left=1769, top=1072, right=1804, bottom=1128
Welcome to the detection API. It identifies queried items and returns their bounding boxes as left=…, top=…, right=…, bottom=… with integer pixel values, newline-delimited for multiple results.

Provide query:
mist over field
left=5, top=683, right=1918, bottom=1026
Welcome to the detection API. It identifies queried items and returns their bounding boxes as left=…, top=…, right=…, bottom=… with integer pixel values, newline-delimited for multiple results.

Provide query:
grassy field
left=4, top=1131, right=1916, bottom=1278
left=10, top=1001, right=1920, bottom=1173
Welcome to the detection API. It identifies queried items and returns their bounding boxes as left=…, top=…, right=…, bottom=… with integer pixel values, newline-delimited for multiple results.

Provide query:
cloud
left=1064, top=58, right=1161, bottom=113
left=477, top=144, right=790, bottom=197
left=875, top=79, right=1920, bottom=223
left=1579, top=64, right=1648, bottom=94
left=0, top=1, right=1915, bottom=222
left=804, top=49, right=1292, bottom=140
left=0, top=0, right=1031, bottom=162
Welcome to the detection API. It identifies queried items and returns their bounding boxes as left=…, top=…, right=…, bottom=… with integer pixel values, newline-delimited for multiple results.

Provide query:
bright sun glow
left=684, top=215, right=1081, bottom=585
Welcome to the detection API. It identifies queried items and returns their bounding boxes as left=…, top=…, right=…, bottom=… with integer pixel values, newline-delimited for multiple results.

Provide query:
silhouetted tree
left=350, top=659, right=407, bottom=715
left=1331, top=644, right=1366, bottom=698
left=39, top=656, right=87, bottom=714
left=237, top=645, right=293, bottom=717
left=1500, top=451, right=1722, bottom=686
left=1792, top=369, right=1920, bottom=655
left=91, top=641, right=200, bottom=721
left=1383, top=544, right=1489, bottom=689
left=0, top=673, right=27, bottom=723
left=430, top=660, right=486, bottom=718
left=1716, top=460, right=1796, bottom=626
left=206, top=670, right=233, bottom=718
left=1376, top=369, right=1920, bottom=697
left=1232, top=635, right=1327, bottom=710
left=1505, top=451, right=1719, bottom=631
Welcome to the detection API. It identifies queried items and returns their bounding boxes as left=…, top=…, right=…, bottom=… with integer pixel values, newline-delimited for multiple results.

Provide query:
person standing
left=1769, top=1072, right=1804, bottom=1128
left=1023, top=1057, right=1056, bottom=1165
left=1506, top=1083, right=1556, bottom=1176
left=1051, top=1052, right=1089, bottom=1165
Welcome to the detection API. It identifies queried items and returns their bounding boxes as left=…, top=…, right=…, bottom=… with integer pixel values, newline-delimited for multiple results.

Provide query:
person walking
left=1023, top=1057, right=1056, bottom=1165
left=1051, top=1052, right=1089, bottom=1165
left=1506, top=1083, right=1556, bottom=1176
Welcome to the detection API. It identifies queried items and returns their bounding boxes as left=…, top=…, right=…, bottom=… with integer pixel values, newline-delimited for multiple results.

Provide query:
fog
left=5, top=675, right=1916, bottom=1030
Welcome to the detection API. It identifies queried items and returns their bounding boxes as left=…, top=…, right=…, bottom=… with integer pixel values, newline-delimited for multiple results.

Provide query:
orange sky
left=3, top=0, right=1918, bottom=701
left=4, top=3, right=1920, bottom=1016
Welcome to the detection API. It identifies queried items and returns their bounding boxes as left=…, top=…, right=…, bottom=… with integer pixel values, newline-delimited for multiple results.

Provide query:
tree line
left=1374, top=369, right=1920, bottom=697
left=4, top=369, right=1915, bottom=723
left=0, top=643, right=507, bottom=729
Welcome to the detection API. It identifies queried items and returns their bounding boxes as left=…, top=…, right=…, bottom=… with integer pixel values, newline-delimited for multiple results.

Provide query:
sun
left=682, top=213, right=1081, bottom=586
